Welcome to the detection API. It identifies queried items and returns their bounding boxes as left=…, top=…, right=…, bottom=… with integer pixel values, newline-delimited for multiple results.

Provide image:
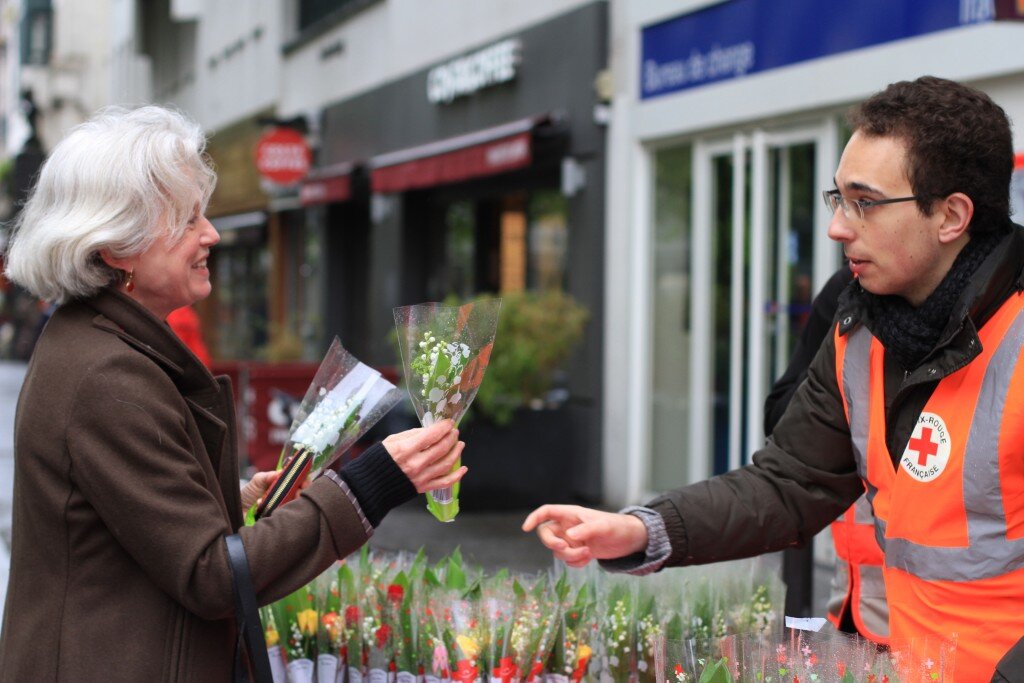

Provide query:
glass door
left=647, top=119, right=840, bottom=493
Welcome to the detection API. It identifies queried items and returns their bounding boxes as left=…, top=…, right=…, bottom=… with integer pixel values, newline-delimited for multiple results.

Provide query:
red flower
left=375, top=624, right=391, bottom=649
left=837, top=662, right=846, bottom=677
left=526, top=660, right=545, bottom=682
left=387, top=584, right=404, bottom=602
left=492, top=656, right=518, bottom=683
left=345, top=605, right=360, bottom=625
left=571, top=652, right=590, bottom=682
left=452, top=658, right=478, bottom=683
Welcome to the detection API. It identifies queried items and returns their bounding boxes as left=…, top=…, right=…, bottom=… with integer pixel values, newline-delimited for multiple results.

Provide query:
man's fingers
left=523, top=505, right=582, bottom=532
left=565, top=519, right=603, bottom=545
left=556, top=546, right=593, bottom=567
left=535, top=522, right=570, bottom=552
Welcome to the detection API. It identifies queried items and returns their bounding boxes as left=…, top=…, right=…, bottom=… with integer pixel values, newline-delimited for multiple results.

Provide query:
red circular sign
left=255, top=128, right=311, bottom=185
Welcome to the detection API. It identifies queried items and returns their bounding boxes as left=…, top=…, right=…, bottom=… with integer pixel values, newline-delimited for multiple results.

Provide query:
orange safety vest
left=826, top=494, right=889, bottom=644
left=835, top=291, right=1024, bottom=682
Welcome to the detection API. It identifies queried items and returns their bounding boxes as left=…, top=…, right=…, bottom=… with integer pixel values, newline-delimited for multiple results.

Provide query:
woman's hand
left=522, top=505, right=649, bottom=568
left=382, top=419, right=466, bottom=493
left=240, top=470, right=279, bottom=511
left=240, top=467, right=314, bottom=512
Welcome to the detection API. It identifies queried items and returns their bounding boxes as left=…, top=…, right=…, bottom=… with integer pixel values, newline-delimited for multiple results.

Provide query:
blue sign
left=641, top=0, right=994, bottom=100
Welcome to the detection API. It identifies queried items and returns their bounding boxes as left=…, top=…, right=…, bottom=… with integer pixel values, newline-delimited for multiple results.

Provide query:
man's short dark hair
left=848, top=76, right=1013, bottom=233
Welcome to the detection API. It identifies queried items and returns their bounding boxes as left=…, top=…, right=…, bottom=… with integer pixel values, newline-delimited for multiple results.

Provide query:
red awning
left=370, top=116, right=545, bottom=193
left=300, top=162, right=354, bottom=206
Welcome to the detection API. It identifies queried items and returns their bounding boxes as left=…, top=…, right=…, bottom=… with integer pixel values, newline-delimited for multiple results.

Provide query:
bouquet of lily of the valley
left=385, top=572, right=419, bottom=683
left=253, top=337, right=403, bottom=521
left=477, top=574, right=517, bottom=683
left=393, top=298, right=501, bottom=522
left=279, top=584, right=320, bottom=683
left=422, top=548, right=476, bottom=682
left=335, top=561, right=366, bottom=683
left=598, top=577, right=638, bottom=681
left=509, top=576, right=561, bottom=683
left=659, top=626, right=952, bottom=682
left=448, top=594, right=486, bottom=683
left=260, top=602, right=288, bottom=683
left=546, top=573, right=596, bottom=683
left=415, top=572, right=453, bottom=683
left=633, top=590, right=665, bottom=682
left=315, top=571, right=344, bottom=683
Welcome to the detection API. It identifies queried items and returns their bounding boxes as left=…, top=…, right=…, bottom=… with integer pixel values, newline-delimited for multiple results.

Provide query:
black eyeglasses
left=822, top=189, right=919, bottom=220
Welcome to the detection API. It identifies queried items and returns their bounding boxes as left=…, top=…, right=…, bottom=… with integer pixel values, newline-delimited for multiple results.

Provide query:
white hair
left=4, top=105, right=217, bottom=303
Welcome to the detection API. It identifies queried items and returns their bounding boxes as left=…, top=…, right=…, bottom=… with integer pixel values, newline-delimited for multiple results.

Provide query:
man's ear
left=937, top=192, right=974, bottom=244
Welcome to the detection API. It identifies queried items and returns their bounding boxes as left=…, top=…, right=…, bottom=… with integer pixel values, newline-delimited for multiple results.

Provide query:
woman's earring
left=124, top=269, right=135, bottom=293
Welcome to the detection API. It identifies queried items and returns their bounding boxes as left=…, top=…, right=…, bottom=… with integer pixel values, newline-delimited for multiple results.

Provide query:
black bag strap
left=226, top=534, right=273, bottom=683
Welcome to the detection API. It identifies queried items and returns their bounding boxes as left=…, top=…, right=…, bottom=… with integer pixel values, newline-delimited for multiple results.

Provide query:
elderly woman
left=0, top=106, right=465, bottom=681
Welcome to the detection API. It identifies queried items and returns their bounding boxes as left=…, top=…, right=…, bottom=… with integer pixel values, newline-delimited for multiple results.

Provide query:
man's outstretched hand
left=522, top=504, right=649, bottom=568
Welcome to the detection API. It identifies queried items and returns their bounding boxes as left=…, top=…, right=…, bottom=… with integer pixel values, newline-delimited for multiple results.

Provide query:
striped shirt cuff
left=321, top=469, right=374, bottom=538
left=598, top=505, right=671, bottom=576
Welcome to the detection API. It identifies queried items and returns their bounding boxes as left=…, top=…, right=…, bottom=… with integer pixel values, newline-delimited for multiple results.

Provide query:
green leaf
left=698, top=657, right=734, bottom=683
left=446, top=554, right=467, bottom=591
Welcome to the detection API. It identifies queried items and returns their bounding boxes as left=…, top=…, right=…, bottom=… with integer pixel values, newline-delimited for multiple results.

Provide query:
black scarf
left=859, top=227, right=1006, bottom=370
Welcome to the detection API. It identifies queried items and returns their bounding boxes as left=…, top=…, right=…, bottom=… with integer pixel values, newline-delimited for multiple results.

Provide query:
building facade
left=604, top=0, right=1024, bottom=509
left=281, top=0, right=610, bottom=501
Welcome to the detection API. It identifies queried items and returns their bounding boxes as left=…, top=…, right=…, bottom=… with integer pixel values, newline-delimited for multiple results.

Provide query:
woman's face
left=126, top=206, right=220, bottom=319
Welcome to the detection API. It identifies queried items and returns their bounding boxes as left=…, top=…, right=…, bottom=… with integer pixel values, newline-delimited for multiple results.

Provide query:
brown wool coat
left=0, top=288, right=371, bottom=681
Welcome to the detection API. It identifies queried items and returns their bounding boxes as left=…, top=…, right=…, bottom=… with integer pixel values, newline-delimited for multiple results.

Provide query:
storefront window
left=213, top=244, right=269, bottom=360
left=445, top=201, right=475, bottom=299
left=435, top=188, right=567, bottom=299
left=280, top=208, right=325, bottom=361
left=528, top=190, right=568, bottom=291
left=649, top=144, right=693, bottom=491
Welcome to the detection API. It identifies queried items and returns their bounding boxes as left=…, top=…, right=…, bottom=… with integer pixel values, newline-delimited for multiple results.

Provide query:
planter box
left=458, top=406, right=573, bottom=511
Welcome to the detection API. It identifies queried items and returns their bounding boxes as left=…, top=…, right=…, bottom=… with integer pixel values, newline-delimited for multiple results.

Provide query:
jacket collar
left=82, top=287, right=220, bottom=398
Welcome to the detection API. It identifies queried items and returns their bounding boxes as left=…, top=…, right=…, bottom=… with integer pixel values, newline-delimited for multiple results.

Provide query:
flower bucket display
left=393, top=298, right=501, bottom=522
left=252, top=547, right=962, bottom=682
left=252, top=336, right=403, bottom=522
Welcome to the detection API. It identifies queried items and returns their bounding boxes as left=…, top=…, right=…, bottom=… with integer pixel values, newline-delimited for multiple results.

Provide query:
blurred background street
left=1, top=0, right=1023, bottom=628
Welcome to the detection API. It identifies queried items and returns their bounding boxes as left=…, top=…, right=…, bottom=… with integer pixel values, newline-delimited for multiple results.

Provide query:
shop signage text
left=427, top=38, right=521, bottom=104
left=255, top=127, right=311, bottom=185
left=641, top=0, right=994, bottom=100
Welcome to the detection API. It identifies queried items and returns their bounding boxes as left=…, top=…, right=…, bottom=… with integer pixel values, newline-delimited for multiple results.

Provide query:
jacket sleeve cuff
left=338, top=442, right=417, bottom=528
left=320, top=469, right=373, bottom=537
left=598, top=506, right=672, bottom=575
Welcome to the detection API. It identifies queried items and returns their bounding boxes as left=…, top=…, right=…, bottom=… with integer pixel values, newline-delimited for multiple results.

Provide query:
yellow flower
left=265, top=626, right=279, bottom=647
left=456, top=634, right=479, bottom=659
left=297, top=608, right=319, bottom=636
left=577, top=644, right=592, bottom=665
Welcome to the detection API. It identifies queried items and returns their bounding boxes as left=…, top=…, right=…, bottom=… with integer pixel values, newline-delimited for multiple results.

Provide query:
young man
left=524, top=77, right=1024, bottom=681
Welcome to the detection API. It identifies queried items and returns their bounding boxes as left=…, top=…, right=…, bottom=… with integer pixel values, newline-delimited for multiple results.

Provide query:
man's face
left=827, top=131, right=948, bottom=306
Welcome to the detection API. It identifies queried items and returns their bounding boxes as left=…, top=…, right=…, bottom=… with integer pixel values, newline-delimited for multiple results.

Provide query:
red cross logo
left=907, top=427, right=940, bottom=467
